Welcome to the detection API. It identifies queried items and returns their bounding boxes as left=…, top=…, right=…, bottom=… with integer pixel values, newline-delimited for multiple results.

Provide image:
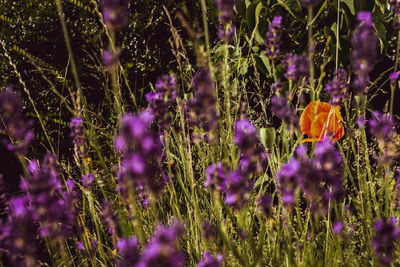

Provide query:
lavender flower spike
left=198, top=251, right=223, bottom=267
left=270, top=96, right=299, bottom=132
left=0, top=87, right=33, bottom=155
left=265, top=16, right=282, bottom=59
left=351, top=11, right=377, bottom=94
left=326, top=68, right=349, bottom=105
left=372, top=217, right=400, bottom=265
left=100, top=0, right=130, bottom=29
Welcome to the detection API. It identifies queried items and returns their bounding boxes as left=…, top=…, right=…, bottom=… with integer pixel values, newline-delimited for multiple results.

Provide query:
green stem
left=307, top=7, right=315, bottom=101
left=390, top=30, right=400, bottom=114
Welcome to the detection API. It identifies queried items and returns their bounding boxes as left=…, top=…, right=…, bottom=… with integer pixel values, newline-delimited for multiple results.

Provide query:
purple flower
left=224, top=170, right=254, bottom=209
left=102, top=49, right=121, bottom=72
left=257, top=194, right=273, bottom=217
left=390, top=71, right=400, bottom=86
left=351, top=12, right=377, bottom=94
left=234, top=119, right=268, bottom=177
left=77, top=238, right=97, bottom=259
left=70, top=117, right=88, bottom=157
left=390, top=0, right=400, bottom=29
left=215, top=0, right=235, bottom=24
left=116, top=237, right=140, bottom=267
left=372, top=217, right=400, bottom=265
left=147, top=74, right=178, bottom=130
left=0, top=196, right=40, bottom=266
left=82, top=173, right=94, bottom=189
left=332, top=220, right=344, bottom=234
left=313, top=138, right=343, bottom=211
left=137, top=221, right=185, bottom=267
left=395, top=169, right=400, bottom=207
left=218, top=24, right=235, bottom=42
left=265, top=16, right=282, bottom=59
left=115, top=110, right=168, bottom=197
left=0, top=87, right=33, bottom=155
left=369, top=111, right=396, bottom=144
left=22, top=153, right=79, bottom=240
left=326, top=68, right=349, bottom=105
left=357, top=115, right=366, bottom=128
left=202, top=220, right=216, bottom=240
left=283, top=53, right=310, bottom=82
left=100, top=201, right=119, bottom=237
left=270, top=96, right=299, bottom=131
left=100, top=0, right=130, bottom=29
left=197, top=251, right=223, bottom=267
left=275, top=158, right=301, bottom=207
left=300, top=0, right=319, bottom=7
left=271, top=81, right=283, bottom=93
left=205, top=162, right=229, bottom=192
left=185, top=69, right=218, bottom=134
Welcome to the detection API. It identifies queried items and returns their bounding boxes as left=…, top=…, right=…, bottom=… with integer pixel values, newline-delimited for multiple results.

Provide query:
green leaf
left=331, top=22, right=341, bottom=50
left=260, top=127, right=276, bottom=151
left=275, top=0, right=303, bottom=21
left=341, top=0, right=355, bottom=16
left=246, top=2, right=263, bottom=31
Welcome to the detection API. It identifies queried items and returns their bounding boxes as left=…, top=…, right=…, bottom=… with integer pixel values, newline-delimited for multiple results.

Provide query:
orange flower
left=299, top=101, right=344, bottom=143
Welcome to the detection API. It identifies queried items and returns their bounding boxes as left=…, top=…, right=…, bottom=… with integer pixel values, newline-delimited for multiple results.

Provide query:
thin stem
left=308, top=7, right=315, bottom=101
left=335, top=0, right=340, bottom=70
left=390, top=30, right=400, bottom=113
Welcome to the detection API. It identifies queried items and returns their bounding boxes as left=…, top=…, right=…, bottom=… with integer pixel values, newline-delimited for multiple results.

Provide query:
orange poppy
left=299, top=101, right=344, bottom=143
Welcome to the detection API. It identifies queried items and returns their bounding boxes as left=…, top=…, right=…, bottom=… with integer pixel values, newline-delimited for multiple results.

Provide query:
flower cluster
left=0, top=87, right=33, bottom=155
left=100, top=0, right=130, bottom=29
left=146, top=74, right=178, bottom=130
left=0, top=196, right=40, bottom=266
left=197, top=251, right=223, bottom=267
left=115, top=110, right=168, bottom=198
left=276, top=140, right=343, bottom=213
left=204, top=162, right=229, bottom=192
left=185, top=69, right=218, bottom=133
left=369, top=111, right=396, bottom=144
left=116, top=237, right=140, bottom=267
left=215, top=0, right=235, bottom=24
left=265, top=16, right=282, bottom=59
left=326, top=68, right=349, bottom=105
left=270, top=96, right=299, bottom=132
left=136, top=221, right=185, bottom=267
left=390, top=0, right=400, bottom=29
left=283, top=53, right=310, bottom=82
left=215, top=0, right=235, bottom=41
left=70, top=117, right=88, bottom=157
left=22, top=153, right=79, bottom=240
left=351, top=12, right=377, bottom=94
left=372, top=217, right=400, bottom=265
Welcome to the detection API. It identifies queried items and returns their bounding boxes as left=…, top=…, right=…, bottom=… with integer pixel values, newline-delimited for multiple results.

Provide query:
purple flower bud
left=205, top=162, right=229, bottom=192
left=100, top=0, right=130, bottom=29
left=198, top=251, right=223, bottom=267
left=70, top=117, right=88, bottom=157
left=332, top=220, right=344, bottom=234
left=283, top=54, right=310, bottom=82
left=369, top=111, right=396, bottom=144
left=390, top=71, right=400, bottom=86
left=137, top=221, right=185, bottom=267
left=215, top=0, right=235, bottom=24
left=326, top=68, right=349, bottom=105
left=270, top=96, right=299, bottom=131
left=218, top=24, right=235, bottom=42
left=185, top=69, right=218, bottom=134
left=224, top=170, right=253, bottom=209
left=202, top=220, right=216, bottom=240
left=0, top=87, right=33, bottom=155
left=372, top=217, right=400, bottom=265
left=147, top=74, right=178, bottom=130
left=351, top=12, right=377, bottom=94
left=82, top=173, right=94, bottom=189
left=265, top=16, right=282, bottom=59
left=102, top=49, right=121, bottom=72
left=115, top=110, right=168, bottom=197
left=116, top=237, right=140, bottom=267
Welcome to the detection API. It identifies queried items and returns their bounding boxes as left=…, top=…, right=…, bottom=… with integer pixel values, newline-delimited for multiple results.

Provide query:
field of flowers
left=1, top=0, right=400, bottom=266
